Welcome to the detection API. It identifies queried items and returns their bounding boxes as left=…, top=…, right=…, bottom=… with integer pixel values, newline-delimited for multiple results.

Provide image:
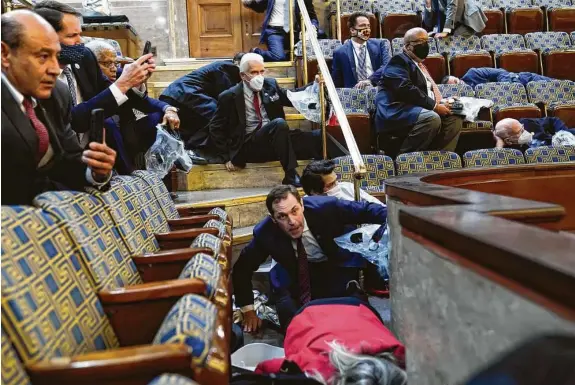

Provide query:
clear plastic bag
left=145, top=125, right=192, bottom=177
left=287, top=82, right=321, bottom=123
left=334, top=224, right=390, bottom=278
left=552, top=130, right=575, bottom=146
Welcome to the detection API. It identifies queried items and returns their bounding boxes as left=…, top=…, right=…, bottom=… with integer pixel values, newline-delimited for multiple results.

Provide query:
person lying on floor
left=493, top=117, right=575, bottom=149
left=255, top=296, right=406, bottom=385
left=442, top=67, right=554, bottom=88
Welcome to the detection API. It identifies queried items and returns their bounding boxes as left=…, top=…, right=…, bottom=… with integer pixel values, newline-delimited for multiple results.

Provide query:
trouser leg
left=430, top=114, right=463, bottom=151
left=399, top=109, right=442, bottom=153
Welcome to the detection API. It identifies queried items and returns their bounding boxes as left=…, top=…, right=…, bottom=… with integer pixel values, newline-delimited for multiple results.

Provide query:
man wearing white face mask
left=494, top=117, right=575, bottom=149
left=208, top=53, right=327, bottom=186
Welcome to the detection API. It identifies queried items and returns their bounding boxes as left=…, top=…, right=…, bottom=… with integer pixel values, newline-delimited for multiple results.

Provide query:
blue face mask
left=58, top=43, right=85, bottom=65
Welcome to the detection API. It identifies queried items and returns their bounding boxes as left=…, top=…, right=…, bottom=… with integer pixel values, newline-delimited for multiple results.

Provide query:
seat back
left=395, top=151, right=462, bottom=175
left=34, top=191, right=142, bottom=291
left=329, top=0, right=376, bottom=14
left=525, top=31, right=572, bottom=52
left=1, top=206, right=119, bottom=364
left=178, top=253, right=224, bottom=303
left=437, top=83, right=476, bottom=98
left=375, top=0, right=417, bottom=14
left=478, top=0, right=496, bottom=8
left=524, top=145, right=575, bottom=163
left=294, top=39, right=342, bottom=59
left=336, top=88, right=369, bottom=113
left=475, top=82, right=531, bottom=105
left=463, top=148, right=526, bottom=167
left=480, top=34, right=528, bottom=53
left=493, top=0, right=536, bottom=9
left=436, top=35, right=483, bottom=56
left=392, top=37, right=439, bottom=55
left=2, top=331, right=31, bottom=385
left=333, top=154, right=395, bottom=192
left=526, top=79, right=575, bottom=105
left=537, top=0, right=572, bottom=8
left=133, top=171, right=180, bottom=220
left=366, top=86, right=377, bottom=114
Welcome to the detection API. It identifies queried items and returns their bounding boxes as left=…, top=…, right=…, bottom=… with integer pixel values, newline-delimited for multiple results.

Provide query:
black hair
left=441, top=75, right=451, bottom=84
left=301, top=160, right=336, bottom=196
left=347, top=11, right=370, bottom=30
left=33, top=0, right=81, bottom=32
left=1, top=14, right=25, bottom=49
left=233, top=52, right=245, bottom=64
left=266, top=185, right=301, bottom=215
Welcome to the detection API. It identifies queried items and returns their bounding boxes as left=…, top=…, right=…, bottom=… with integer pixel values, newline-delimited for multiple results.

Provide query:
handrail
left=296, top=0, right=366, bottom=183
left=289, top=0, right=294, bottom=62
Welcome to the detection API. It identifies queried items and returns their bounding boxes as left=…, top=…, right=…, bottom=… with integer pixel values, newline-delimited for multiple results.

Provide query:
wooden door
left=241, top=6, right=267, bottom=52
left=187, top=0, right=243, bottom=58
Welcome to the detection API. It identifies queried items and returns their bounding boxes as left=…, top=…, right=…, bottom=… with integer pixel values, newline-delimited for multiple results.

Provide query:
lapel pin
left=75, top=63, right=80, bottom=69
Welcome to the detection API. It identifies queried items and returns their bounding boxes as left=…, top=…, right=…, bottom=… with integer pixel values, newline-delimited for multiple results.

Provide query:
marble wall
left=387, top=197, right=575, bottom=385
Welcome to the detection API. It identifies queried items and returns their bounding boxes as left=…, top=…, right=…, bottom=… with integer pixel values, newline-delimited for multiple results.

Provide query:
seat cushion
left=395, top=151, right=462, bottom=175
left=463, top=148, right=525, bottom=167
left=524, top=145, right=575, bottom=163
left=333, top=155, right=395, bottom=192
left=178, top=253, right=222, bottom=300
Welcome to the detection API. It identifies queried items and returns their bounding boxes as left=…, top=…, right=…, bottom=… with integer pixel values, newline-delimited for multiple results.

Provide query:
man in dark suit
left=233, top=185, right=387, bottom=332
left=373, top=28, right=462, bottom=154
left=424, top=0, right=487, bottom=38
left=208, top=53, right=325, bottom=185
left=33, top=1, right=180, bottom=148
left=1, top=10, right=116, bottom=205
left=442, top=68, right=554, bottom=88
left=159, top=54, right=243, bottom=151
left=331, top=12, right=392, bottom=89
left=242, top=0, right=322, bottom=61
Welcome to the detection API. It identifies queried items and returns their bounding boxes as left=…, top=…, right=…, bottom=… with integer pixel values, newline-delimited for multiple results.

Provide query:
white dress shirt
left=411, top=57, right=435, bottom=100
left=268, top=0, right=286, bottom=28
left=326, top=181, right=385, bottom=206
left=351, top=39, right=373, bottom=79
left=243, top=83, right=270, bottom=135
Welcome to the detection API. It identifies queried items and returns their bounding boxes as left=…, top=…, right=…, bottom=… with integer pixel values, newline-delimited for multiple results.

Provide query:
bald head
left=404, top=27, right=428, bottom=45
left=2, top=10, right=57, bottom=50
left=494, top=118, right=528, bottom=146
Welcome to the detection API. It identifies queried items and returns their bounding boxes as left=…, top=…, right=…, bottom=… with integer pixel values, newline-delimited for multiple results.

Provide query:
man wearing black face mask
left=372, top=27, right=462, bottom=154
left=331, top=12, right=391, bottom=89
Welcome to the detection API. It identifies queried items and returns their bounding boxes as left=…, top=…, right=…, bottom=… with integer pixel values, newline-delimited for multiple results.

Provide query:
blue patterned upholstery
left=34, top=191, right=142, bottom=291
left=437, top=83, right=475, bottom=98
left=178, top=253, right=221, bottom=300
left=208, top=207, right=229, bottom=223
left=375, top=0, right=417, bottom=17
left=329, top=0, right=375, bottom=14
left=493, top=0, right=538, bottom=10
left=463, top=148, right=526, bottom=167
left=436, top=35, right=485, bottom=56
left=392, top=37, right=439, bottom=55
left=294, top=39, right=342, bottom=58
left=395, top=151, right=462, bottom=175
left=525, top=32, right=572, bottom=54
left=526, top=80, right=575, bottom=106
left=333, top=155, right=395, bottom=192
left=538, top=0, right=574, bottom=9
left=336, top=88, right=369, bottom=114
left=1, top=332, right=31, bottom=385
left=475, top=82, right=537, bottom=112
left=549, top=99, right=575, bottom=112
left=524, top=145, right=575, bottom=163
left=153, top=295, right=219, bottom=368
left=571, top=31, right=575, bottom=44
left=366, top=86, right=377, bottom=113
left=204, top=219, right=228, bottom=240
left=1, top=206, right=119, bottom=364
left=133, top=170, right=179, bottom=220
left=148, top=374, right=199, bottom=385
left=192, top=233, right=223, bottom=257
left=477, top=0, right=496, bottom=8
left=480, top=34, right=533, bottom=57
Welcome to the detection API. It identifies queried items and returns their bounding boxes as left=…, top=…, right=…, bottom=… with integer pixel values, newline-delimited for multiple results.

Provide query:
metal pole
left=301, top=13, right=308, bottom=85
left=336, top=0, right=342, bottom=41
left=319, top=74, right=327, bottom=159
left=289, top=0, right=294, bottom=62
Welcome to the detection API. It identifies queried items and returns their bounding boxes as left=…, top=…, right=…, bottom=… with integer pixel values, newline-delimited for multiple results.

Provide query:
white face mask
left=517, top=130, right=533, bottom=145
left=248, top=74, right=264, bottom=91
left=325, top=184, right=342, bottom=197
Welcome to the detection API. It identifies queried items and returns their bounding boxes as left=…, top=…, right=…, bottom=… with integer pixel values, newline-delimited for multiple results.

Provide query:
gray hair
left=494, top=118, right=519, bottom=139
left=85, top=39, right=116, bottom=60
left=239, top=52, right=264, bottom=73
left=404, top=27, right=427, bottom=45
left=311, top=341, right=407, bottom=385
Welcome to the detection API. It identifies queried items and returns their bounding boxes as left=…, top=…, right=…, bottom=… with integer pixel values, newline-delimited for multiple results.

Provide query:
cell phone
left=90, top=108, right=105, bottom=144
left=142, top=40, right=152, bottom=63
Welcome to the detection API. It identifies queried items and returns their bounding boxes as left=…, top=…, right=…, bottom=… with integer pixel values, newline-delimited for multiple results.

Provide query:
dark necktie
left=296, top=238, right=312, bottom=305
left=253, top=92, right=263, bottom=131
left=62, top=67, right=78, bottom=106
left=22, top=97, right=50, bottom=160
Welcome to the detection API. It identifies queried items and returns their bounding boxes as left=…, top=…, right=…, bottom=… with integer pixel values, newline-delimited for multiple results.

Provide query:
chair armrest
left=177, top=205, right=225, bottom=216
left=132, top=247, right=214, bottom=283
left=99, top=279, right=207, bottom=346
left=26, top=344, right=193, bottom=385
left=168, top=215, right=219, bottom=230
left=156, top=227, right=219, bottom=250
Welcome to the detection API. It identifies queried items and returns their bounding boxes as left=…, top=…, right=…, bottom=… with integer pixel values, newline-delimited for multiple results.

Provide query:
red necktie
left=296, top=238, right=312, bottom=305
left=418, top=62, right=442, bottom=103
left=23, top=97, right=49, bottom=160
left=253, top=92, right=263, bottom=131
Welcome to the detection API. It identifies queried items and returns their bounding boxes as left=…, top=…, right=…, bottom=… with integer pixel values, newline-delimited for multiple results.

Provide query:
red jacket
left=255, top=302, right=405, bottom=381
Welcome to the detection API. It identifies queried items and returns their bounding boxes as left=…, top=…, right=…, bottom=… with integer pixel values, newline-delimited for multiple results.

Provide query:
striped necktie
left=62, top=67, right=78, bottom=106
left=418, top=62, right=442, bottom=103
left=357, top=44, right=368, bottom=82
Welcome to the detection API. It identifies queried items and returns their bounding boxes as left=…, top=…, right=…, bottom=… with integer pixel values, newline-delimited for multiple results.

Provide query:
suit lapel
left=71, top=62, right=90, bottom=100
left=345, top=41, right=358, bottom=82
left=1, top=81, right=37, bottom=154
left=233, top=83, right=246, bottom=126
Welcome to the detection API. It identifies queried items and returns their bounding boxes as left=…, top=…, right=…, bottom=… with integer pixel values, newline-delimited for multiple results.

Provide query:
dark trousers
left=232, top=118, right=323, bottom=172
left=399, top=109, right=463, bottom=154
left=254, top=28, right=288, bottom=62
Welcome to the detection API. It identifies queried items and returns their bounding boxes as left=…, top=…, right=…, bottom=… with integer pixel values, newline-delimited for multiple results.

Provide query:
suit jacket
left=1, top=80, right=90, bottom=205
left=232, top=195, right=388, bottom=307
left=70, top=46, right=169, bottom=134
left=424, top=0, right=487, bottom=33
left=208, top=78, right=293, bottom=164
left=374, top=52, right=436, bottom=133
left=460, top=68, right=553, bottom=88
left=245, top=0, right=319, bottom=43
left=331, top=39, right=392, bottom=88
left=159, top=60, right=241, bottom=148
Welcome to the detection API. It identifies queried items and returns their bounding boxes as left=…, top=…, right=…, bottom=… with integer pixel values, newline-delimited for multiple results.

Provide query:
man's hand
left=242, top=310, right=262, bottom=333
left=225, top=161, right=239, bottom=172
left=146, top=56, right=157, bottom=81
left=115, top=54, right=153, bottom=93
left=83, top=142, right=116, bottom=178
left=354, top=79, right=372, bottom=90
left=434, top=103, right=452, bottom=116
left=162, top=109, right=180, bottom=129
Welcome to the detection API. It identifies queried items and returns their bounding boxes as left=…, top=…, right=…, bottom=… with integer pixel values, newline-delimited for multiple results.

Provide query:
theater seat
left=395, top=151, right=462, bottom=175
left=494, top=0, right=545, bottom=34
left=392, top=37, right=446, bottom=82
left=475, top=82, right=542, bottom=122
left=374, top=0, right=421, bottom=40
left=149, top=374, right=199, bottom=385
left=295, top=39, right=342, bottom=85
left=478, top=0, right=506, bottom=34
left=1, top=332, right=31, bottom=385
left=333, top=154, right=395, bottom=192
left=524, top=144, right=575, bottom=162
left=525, top=31, right=575, bottom=80
left=462, top=148, right=526, bottom=167
left=480, top=34, right=539, bottom=73
left=329, top=88, right=373, bottom=154
left=539, top=0, right=575, bottom=33
left=526, top=79, right=575, bottom=126
left=436, top=35, right=493, bottom=78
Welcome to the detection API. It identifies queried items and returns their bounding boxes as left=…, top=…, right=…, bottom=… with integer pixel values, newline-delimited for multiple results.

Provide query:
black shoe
left=282, top=170, right=301, bottom=187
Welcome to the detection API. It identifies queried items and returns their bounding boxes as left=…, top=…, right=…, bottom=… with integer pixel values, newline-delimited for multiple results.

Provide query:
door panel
left=241, top=6, right=267, bottom=51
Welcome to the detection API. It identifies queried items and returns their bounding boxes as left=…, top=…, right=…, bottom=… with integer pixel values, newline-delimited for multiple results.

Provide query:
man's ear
left=1, top=42, right=12, bottom=71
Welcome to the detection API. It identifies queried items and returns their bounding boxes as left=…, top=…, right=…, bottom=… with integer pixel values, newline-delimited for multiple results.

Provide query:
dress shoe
left=282, top=170, right=302, bottom=187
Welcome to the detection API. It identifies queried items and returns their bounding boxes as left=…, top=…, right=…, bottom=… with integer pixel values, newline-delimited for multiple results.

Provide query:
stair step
left=173, top=160, right=311, bottom=191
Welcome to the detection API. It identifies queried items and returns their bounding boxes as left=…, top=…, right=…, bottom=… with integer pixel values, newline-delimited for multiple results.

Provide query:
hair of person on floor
left=233, top=52, right=246, bottom=65
left=239, top=52, right=264, bottom=73
left=301, top=159, right=336, bottom=196
left=310, top=341, right=407, bottom=385
left=265, top=184, right=302, bottom=215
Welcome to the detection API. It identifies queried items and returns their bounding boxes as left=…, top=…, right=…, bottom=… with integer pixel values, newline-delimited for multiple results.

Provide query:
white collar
left=243, top=82, right=254, bottom=97
left=1, top=72, right=37, bottom=108
left=351, top=39, right=368, bottom=50
left=58, top=64, right=72, bottom=76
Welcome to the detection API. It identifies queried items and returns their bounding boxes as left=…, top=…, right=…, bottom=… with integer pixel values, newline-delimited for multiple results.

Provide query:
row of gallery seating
left=296, top=32, right=575, bottom=84
left=1, top=171, right=234, bottom=385
left=327, top=0, right=575, bottom=39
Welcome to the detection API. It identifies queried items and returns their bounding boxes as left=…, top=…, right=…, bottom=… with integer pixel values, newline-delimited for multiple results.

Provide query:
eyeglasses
left=98, top=60, right=118, bottom=69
